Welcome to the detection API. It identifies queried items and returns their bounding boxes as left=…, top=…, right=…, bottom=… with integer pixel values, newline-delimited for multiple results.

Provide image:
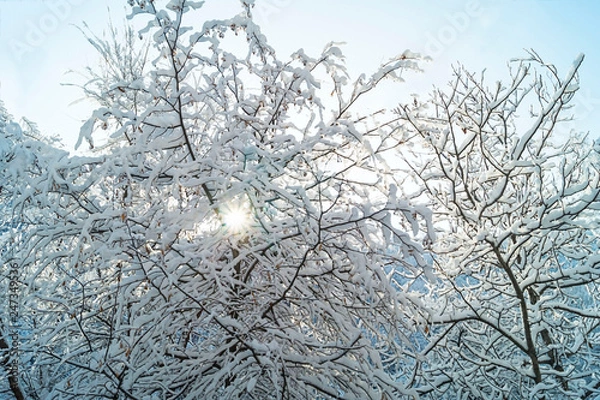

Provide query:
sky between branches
left=0, top=0, right=598, bottom=151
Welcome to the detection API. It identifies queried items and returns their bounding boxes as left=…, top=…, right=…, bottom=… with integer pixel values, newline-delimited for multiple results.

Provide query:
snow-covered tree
left=5, top=2, right=600, bottom=399
left=397, top=52, right=600, bottom=399
left=0, top=103, right=70, bottom=399
left=7, top=1, right=433, bottom=398
left=0, top=101, right=29, bottom=400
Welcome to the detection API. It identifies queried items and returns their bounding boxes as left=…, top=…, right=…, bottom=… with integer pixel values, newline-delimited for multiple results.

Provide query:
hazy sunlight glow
left=222, top=204, right=250, bottom=233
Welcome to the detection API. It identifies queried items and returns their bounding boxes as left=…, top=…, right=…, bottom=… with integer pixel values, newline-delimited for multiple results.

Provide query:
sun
left=221, top=203, right=251, bottom=233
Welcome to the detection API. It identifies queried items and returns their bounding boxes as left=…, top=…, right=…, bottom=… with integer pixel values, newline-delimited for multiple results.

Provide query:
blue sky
left=0, top=0, right=598, bottom=151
